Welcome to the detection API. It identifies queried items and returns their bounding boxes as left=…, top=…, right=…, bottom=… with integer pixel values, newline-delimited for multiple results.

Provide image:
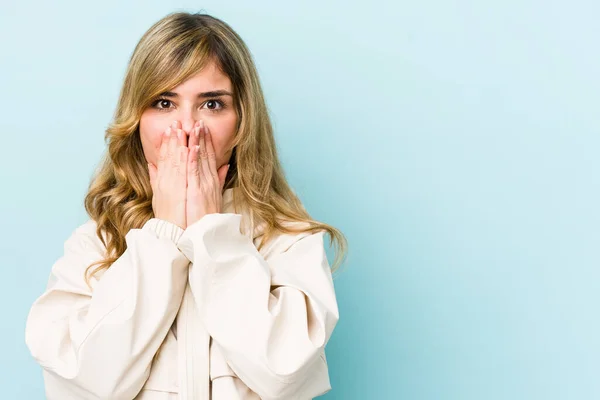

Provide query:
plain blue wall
left=1, top=0, right=599, bottom=398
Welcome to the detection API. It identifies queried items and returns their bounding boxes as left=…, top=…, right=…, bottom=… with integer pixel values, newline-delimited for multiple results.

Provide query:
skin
left=140, top=60, right=238, bottom=228
left=139, top=59, right=238, bottom=174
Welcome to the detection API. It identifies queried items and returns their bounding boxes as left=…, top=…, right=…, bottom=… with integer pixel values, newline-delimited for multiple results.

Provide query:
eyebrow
left=158, top=90, right=233, bottom=98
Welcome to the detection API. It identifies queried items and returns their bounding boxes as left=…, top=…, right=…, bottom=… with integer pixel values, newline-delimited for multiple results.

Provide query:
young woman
left=25, top=11, right=347, bottom=400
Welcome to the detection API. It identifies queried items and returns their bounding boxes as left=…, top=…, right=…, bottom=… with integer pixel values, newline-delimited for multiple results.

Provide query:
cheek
left=139, top=116, right=165, bottom=164
left=210, top=126, right=236, bottom=164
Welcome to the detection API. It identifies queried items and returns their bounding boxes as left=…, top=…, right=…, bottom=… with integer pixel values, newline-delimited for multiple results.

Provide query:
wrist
left=143, top=217, right=185, bottom=242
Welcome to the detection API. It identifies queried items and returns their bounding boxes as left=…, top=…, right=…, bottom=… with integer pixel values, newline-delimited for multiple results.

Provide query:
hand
left=147, top=121, right=188, bottom=230
left=186, top=120, right=230, bottom=227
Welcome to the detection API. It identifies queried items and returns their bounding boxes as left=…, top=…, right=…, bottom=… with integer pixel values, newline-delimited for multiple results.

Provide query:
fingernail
left=166, top=127, right=171, bottom=136
left=172, top=120, right=178, bottom=127
left=199, top=120, right=205, bottom=130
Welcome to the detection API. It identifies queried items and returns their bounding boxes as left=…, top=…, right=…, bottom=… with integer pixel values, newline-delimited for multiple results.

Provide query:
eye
left=151, top=98, right=173, bottom=111
left=203, top=99, right=226, bottom=112
left=150, top=98, right=227, bottom=113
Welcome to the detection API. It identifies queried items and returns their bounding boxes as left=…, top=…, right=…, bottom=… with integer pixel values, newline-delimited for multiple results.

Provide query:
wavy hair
left=84, top=12, right=348, bottom=286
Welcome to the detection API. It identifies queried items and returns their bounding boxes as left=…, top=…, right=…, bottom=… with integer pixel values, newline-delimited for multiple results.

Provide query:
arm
left=177, top=213, right=339, bottom=400
left=25, top=218, right=189, bottom=399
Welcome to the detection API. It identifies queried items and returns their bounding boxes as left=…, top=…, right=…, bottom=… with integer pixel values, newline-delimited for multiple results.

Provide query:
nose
left=180, top=118, right=197, bottom=135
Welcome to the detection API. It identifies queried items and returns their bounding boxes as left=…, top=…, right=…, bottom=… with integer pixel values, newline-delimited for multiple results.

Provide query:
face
left=139, top=59, right=238, bottom=169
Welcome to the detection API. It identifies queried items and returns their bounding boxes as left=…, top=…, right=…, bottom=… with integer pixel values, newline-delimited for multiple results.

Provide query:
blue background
left=1, top=1, right=599, bottom=398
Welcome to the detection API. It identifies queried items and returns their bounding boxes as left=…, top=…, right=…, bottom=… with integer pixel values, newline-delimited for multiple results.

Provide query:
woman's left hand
left=186, top=120, right=230, bottom=227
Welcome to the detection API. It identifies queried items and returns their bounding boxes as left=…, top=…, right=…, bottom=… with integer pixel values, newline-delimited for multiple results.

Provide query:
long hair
left=84, top=12, right=348, bottom=286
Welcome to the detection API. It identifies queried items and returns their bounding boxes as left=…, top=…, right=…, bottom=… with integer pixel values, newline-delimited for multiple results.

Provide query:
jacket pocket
left=209, top=338, right=237, bottom=380
left=210, top=340, right=261, bottom=400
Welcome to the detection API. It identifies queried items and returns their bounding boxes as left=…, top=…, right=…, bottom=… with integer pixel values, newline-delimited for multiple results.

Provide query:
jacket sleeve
left=25, top=218, right=190, bottom=400
left=176, top=213, right=340, bottom=400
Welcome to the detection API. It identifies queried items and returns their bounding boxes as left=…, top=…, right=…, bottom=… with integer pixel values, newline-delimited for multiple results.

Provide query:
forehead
left=172, top=60, right=232, bottom=95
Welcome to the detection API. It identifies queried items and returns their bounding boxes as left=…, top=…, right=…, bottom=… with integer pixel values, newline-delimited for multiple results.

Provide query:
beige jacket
left=25, top=188, right=339, bottom=400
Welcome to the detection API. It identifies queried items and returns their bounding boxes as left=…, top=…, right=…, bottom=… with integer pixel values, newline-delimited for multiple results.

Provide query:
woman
left=25, top=11, right=347, bottom=400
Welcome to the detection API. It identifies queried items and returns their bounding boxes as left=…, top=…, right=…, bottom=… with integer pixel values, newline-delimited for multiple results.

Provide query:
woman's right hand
left=147, top=121, right=188, bottom=230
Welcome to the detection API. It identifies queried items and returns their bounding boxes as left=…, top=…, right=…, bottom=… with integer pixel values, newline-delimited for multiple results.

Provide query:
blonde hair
left=84, top=12, right=348, bottom=285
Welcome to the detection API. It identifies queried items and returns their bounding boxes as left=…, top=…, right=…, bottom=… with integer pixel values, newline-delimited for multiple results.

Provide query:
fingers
left=217, top=163, right=230, bottom=191
left=157, top=127, right=171, bottom=169
left=204, top=125, right=218, bottom=177
left=177, top=123, right=187, bottom=148
left=148, top=120, right=187, bottom=228
left=198, top=122, right=209, bottom=180
left=188, top=120, right=200, bottom=149
left=178, top=144, right=188, bottom=176
left=156, top=121, right=187, bottom=185
left=185, top=120, right=224, bottom=192
left=169, top=127, right=181, bottom=168
left=172, top=120, right=187, bottom=175
left=188, top=142, right=200, bottom=181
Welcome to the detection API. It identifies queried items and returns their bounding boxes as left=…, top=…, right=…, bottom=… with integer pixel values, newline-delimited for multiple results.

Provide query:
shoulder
left=57, top=219, right=109, bottom=271
left=65, top=219, right=105, bottom=253
left=44, top=219, right=106, bottom=292
left=255, top=219, right=326, bottom=260
left=72, top=218, right=98, bottom=237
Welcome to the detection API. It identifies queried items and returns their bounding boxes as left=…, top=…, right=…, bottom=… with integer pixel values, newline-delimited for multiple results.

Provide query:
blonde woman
left=25, top=11, right=347, bottom=400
